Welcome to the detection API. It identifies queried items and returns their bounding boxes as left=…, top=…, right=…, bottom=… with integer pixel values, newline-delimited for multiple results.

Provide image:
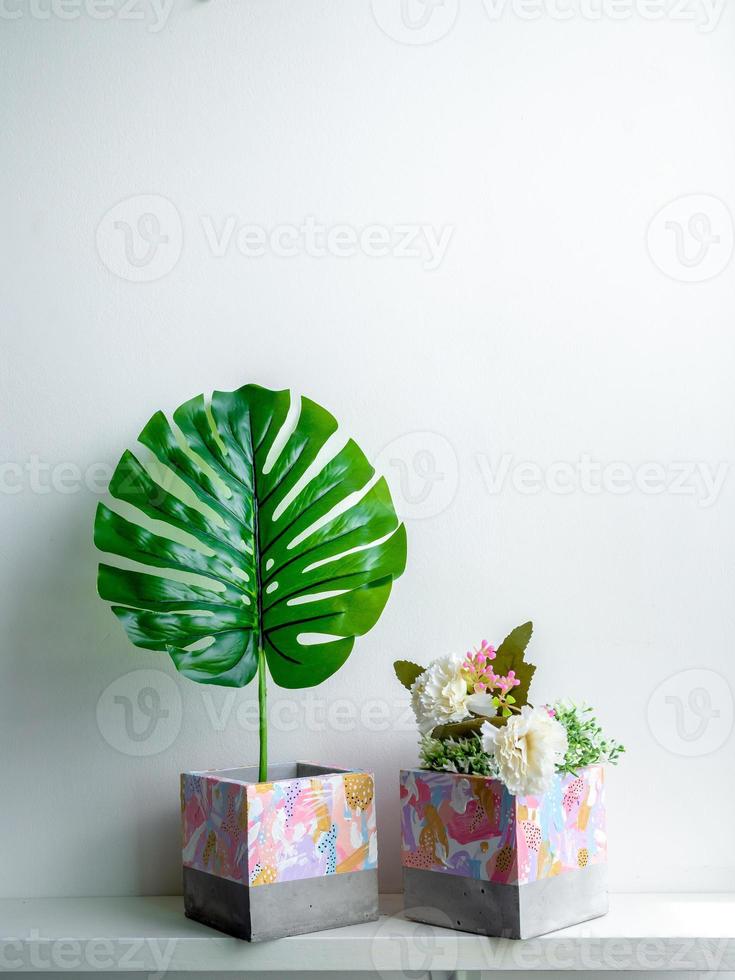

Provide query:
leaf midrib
left=250, top=414, right=264, bottom=658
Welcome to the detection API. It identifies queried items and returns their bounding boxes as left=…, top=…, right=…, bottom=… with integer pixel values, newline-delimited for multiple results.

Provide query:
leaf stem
left=251, top=423, right=266, bottom=783
left=258, top=645, right=267, bottom=782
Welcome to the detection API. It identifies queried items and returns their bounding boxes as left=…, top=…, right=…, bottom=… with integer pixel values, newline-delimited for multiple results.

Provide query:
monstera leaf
left=95, top=383, right=407, bottom=691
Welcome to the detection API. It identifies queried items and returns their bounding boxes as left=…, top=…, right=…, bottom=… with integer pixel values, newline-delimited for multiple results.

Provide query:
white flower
left=481, top=705, right=567, bottom=796
left=410, top=654, right=470, bottom=733
left=466, top=691, right=497, bottom=717
left=480, top=720, right=498, bottom=753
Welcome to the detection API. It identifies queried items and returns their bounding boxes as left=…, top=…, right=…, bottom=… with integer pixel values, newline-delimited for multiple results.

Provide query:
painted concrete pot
left=400, top=764, right=608, bottom=939
left=181, top=762, right=378, bottom=941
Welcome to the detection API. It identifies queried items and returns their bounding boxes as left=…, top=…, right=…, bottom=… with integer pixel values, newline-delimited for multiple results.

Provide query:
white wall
left=2, top=0, right=734, bottom=899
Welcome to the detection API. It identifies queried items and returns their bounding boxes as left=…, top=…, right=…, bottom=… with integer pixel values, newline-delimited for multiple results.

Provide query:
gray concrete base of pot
left=403, top=863, right=609, bottom=939
left=184, top=866, right=379, bottom=942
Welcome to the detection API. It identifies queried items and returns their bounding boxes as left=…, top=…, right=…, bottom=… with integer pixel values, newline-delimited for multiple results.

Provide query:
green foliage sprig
left=417, top=702, right=624, bottom=781
left=554, top=701, right=625, bottom=775
left=419, top=732, right=498, bottom=777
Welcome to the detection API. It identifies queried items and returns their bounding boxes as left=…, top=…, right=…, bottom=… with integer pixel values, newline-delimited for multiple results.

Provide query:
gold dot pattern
left=522, top=821, right=542, bottom=852
left=344, top=773, right=374, bottom=810
left=494, top=844, right=514, bottom=874
left=202, top=830, right=216, bottom=868
left=403, top=843, right=439, bottom=870
left=252, top=863, right=277, bottom=885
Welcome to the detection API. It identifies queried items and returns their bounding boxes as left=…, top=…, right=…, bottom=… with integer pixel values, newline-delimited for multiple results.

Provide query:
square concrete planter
left=181, top=762, right=378, bottom=941
left=400, top=764, right=608, bottom=939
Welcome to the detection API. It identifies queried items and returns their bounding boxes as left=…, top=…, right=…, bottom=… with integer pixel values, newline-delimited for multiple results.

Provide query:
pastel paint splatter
left=316, top=824, right=338, bottom=874
left=400, top=764, right=606, bottom=885
left=182, top=768, right=377, bottom=887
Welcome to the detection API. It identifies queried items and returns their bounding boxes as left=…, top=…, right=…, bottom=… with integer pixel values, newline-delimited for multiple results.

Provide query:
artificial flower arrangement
left=396, top=622, right=625, bottom=940
left=395, top=621, right=624, bottom=796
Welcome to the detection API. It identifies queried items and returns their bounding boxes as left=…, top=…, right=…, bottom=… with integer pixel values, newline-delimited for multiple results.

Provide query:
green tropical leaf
left=393, top=660, right=424, bottom=690
left=95, top=383, right=407, bottom=689
left=492, top=620, right=535, bottom=708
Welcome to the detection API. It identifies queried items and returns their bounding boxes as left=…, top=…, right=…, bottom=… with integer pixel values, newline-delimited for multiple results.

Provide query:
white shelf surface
left=1, top=893, right=734, bottom=973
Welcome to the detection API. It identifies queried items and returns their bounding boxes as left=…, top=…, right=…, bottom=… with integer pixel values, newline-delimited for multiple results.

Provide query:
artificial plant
left=395, top=620, right=536, bottom=739
left=396, top=623, right=624, bottom=786
left=95, top=382, right=406, bottom=780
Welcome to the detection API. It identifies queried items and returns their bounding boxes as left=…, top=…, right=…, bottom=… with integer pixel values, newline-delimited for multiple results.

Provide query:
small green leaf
left=394, top=660, right=425, bottom=690
left=493, top=621, right=536, bottom=708
left=495, top=621, right=533, bottom=661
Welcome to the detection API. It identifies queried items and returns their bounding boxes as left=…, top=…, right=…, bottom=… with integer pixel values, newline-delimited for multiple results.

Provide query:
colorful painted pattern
left=182, top=768, right=377, bottom=887
left=400, top=765, right=606, bottom=885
